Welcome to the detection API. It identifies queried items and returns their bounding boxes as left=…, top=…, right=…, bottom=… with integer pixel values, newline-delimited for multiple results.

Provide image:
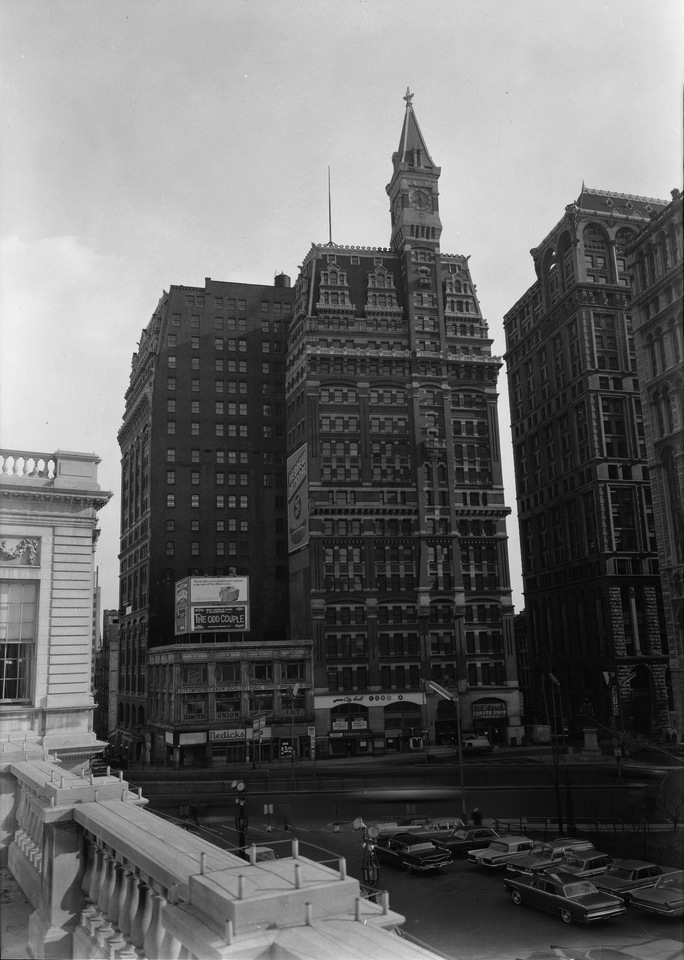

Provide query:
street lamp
left=426, top=679, right=468, bottom=822
left=549, top=672, right=575, bottom=834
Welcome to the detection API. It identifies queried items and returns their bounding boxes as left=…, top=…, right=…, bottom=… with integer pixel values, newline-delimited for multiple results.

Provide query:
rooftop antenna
left=327, top=165, right=334, bottom=246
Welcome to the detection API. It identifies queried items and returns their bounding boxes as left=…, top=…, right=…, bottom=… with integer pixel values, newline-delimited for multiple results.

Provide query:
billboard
left=287, top=443, right=309, bottom=552
left=175, top=576, right=250, bottom=635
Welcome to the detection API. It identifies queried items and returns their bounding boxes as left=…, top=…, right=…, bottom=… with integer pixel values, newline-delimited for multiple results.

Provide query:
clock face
left=409, top=189, right=432, bottom=211
left=393, top=195, right=403, bottom=218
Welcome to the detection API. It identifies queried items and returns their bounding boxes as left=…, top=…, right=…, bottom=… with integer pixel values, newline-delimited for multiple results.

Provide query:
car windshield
left=406, top=842, right=436, bottom=852
left=563, top=881, right=598, bottom=898
left=452, top=830, right=468, bottom=839
left=489, top=842, right=508, bottom=852
left=605, top=866, right=632, bottom=879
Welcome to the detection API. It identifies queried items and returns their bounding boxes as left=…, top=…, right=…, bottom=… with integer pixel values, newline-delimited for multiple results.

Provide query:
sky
left=1, top=0, right=682, bottom=615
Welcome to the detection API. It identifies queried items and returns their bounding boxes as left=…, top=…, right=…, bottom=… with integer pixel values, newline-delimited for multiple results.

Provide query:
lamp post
left=549, top=672, right=575, bottom=834
left=285, top=682, right=300, bottom=783
left=426, top=679, right=468, bottom=822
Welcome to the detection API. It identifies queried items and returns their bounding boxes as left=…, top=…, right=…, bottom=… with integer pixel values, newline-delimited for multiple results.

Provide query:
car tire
left=511, top=890, right=522, bottom=905
left=402, top=863, right=411, bottom=873
left=560, top=909, right=573, bottom=924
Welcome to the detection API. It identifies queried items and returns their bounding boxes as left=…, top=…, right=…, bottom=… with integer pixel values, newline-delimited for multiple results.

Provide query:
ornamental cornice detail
left=0, top=490, right=111, bottom=511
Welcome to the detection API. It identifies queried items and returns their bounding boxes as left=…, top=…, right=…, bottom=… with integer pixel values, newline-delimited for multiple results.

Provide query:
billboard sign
left=175, top=576, right=250, bottom=635
left=287, top=443, right=309, bottom=552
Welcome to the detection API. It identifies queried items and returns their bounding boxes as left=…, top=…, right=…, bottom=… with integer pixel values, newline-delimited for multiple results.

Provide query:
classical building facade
left=117, top=276, right=317, bottom=766
left=286, top=91, right=519, bottom=756
left=503, top=187, right=673, bottom=739
left=626, top=188, right=684, bottom=739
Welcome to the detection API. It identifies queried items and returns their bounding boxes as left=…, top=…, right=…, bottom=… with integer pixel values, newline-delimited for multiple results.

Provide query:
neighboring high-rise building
left=626, top=189, right=683, bottom=740
left=117, top=276, right=315, bottom=767
left=503, top=186, right=672, bottom=738
left=286, top=91, right=520, bottom=756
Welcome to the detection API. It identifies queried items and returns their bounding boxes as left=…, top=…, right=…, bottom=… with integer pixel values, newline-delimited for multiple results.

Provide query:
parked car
left=370, top=816, right=463, bottom=839
left=436, top=826, right=503, bottom=858
left=504, top=869, right=626, bottom=924
left=593, top=860, right=679, bottom=902
left=505, top=838, right=596, bottom=877
left=461, top=734, right=493, bottom=755
left=374, top=833, right=453, bottom=873
left=629, top=869, right=684, bottom=918
left=468, top=835, right=536, bottom=868
left=555, top=850, right=613, bottom=878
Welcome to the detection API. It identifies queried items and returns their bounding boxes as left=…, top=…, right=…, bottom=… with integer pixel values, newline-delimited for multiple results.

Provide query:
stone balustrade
left=0, top=449, right=57, bottom=480
left=3, top=756, right=422, bottom=960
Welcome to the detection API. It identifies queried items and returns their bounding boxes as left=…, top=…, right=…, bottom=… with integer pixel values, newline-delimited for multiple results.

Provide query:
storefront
left=471, top=698, right=508, bottom=743
left=316, top=691, right=426, bottom=757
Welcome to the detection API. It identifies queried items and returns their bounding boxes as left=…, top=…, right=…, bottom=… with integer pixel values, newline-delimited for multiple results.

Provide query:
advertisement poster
left=175, top=576, right=250, bottom=635
left=287, top=443, right=309, bottom=553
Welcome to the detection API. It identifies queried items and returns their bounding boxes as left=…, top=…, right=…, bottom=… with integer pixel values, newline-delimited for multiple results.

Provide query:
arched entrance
left=383, top=701, right=423, bottom=752
left=329, top=703, right=371, bottom=757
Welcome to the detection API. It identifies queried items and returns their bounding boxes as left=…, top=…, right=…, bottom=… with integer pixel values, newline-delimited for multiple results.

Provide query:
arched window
left=583, top=224, right=612, bottom=284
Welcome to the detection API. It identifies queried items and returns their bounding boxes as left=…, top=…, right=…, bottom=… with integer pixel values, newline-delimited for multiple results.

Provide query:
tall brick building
left=503, top=187, right=672, bottom=738
left=286, top=91, right=519, bottom=756
left=117, top=277, right=316, bottom=766
left=627, top=189, right=684, bottom=739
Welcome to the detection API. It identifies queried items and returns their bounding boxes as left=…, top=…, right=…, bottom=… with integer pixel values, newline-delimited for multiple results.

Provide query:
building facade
left=503, top=187, right=672, bottom=739
left=117, top=276, right=315, bottom=767
left=626, top=189, right=684, bottom=739
left=0, top=448, right=111, bottom=759
left=286, top=91, right=519, bottom=757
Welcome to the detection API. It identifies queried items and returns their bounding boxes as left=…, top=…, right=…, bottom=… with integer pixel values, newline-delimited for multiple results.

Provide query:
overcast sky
left=1, top=0, right=682, bottom=614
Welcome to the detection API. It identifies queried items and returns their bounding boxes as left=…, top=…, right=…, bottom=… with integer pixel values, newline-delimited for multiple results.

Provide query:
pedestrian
left=471, top=807, right=482, bottom=826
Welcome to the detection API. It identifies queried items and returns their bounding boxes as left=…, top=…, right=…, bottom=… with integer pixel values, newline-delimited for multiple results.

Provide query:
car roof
left=608, top=859, right=654, bottom=869
left=545, top=870, right=595, bottom=884
left=391, top=832, right=435, bottom=844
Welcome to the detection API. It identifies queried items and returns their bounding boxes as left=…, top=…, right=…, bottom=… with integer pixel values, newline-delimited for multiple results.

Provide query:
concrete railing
left=5, top=756, right=408, bottom=960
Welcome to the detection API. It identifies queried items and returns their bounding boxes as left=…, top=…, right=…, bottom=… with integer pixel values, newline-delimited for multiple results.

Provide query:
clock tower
left=386, top=88, right=443, bottom=251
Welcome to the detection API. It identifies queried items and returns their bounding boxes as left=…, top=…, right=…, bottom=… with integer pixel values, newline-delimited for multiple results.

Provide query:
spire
left=395, top=88, right=436, bottom=170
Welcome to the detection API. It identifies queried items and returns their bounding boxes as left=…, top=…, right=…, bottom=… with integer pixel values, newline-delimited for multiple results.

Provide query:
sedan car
left=468, top=835, right=536, bottom=868
left=506, top=838, right=596, bottom=877
left=374, top=833, right=453, bottom=873
left=630, top=870, right=684, bottom=918
left=371, top=816, right=463, bottom=839
left=504, top=870, right=626, bottom=924
left=436, top=826, right=503, bottom=858
left=592, top=860, right=679, bottom=901
left=461, top=734, right=493, bottom=755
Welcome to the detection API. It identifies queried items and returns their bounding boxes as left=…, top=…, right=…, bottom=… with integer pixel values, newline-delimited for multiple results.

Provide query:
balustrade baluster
left=143, top=890, right=166, bottom=959
left=89, top=845, right=106, bottom=907
left=130, top=881, right=151, bottom=950
left=118, top=871, right=139, bottom=941
left=81, top=836, right=97, bottom=901
left=109, top=861, right=126, bottom=927
left=98, top=852, right=117, bottom=915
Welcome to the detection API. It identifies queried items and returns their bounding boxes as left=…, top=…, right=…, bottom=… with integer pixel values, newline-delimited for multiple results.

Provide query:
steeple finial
left=404, top=87, right=414, bottom=107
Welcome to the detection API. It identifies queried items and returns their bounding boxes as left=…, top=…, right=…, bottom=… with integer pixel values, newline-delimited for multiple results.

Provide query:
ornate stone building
left=287, top=91, right=519, bottom=756
left=627, top=189, right=684, bottom=739
left=503, top=187, right=672, bottom=738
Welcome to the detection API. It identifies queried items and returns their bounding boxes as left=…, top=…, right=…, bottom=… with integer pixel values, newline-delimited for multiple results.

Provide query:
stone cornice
left=0, top=489, right=111, bottom=511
